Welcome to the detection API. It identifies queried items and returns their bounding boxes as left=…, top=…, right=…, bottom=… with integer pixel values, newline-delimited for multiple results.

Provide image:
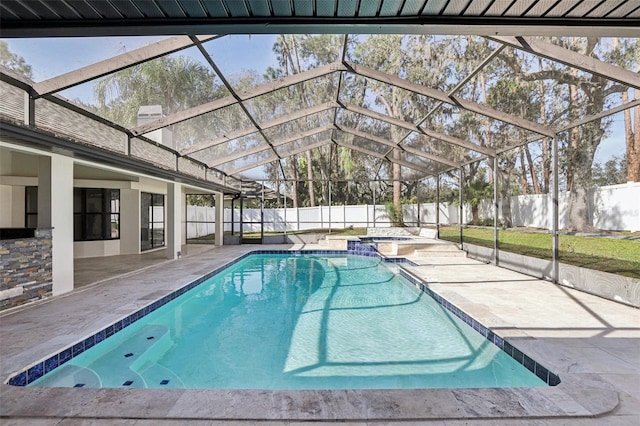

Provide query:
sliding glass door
left=141, top=192, right=164, bottom=251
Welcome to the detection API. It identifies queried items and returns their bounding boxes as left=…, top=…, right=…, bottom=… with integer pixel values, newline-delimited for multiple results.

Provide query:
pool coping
left=0, top=248, right=620, bottom=421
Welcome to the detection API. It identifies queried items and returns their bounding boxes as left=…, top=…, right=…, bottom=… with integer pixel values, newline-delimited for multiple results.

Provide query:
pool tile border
left=398, top=268, right=561, bottom=387
left=7, top=248, right=546, bottom=387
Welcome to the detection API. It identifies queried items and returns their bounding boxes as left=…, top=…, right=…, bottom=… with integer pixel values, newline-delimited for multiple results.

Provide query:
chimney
left=137, top=105, right=174, bottom=150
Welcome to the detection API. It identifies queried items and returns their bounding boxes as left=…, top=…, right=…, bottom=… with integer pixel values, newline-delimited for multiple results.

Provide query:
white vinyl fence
left=476, top=181, right=640, bottom=232
left=186, top=182, right=640, bottom=238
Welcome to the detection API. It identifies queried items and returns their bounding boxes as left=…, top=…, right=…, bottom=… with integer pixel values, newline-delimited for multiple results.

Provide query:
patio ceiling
left=1, top=0, right=638, bottom=37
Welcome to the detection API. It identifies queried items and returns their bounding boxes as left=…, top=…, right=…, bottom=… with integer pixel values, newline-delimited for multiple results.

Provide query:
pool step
left=33, top=364, right=102, bottom=388
left=377, top=240, right=463, bottom=257
left=34, top=324, right=173, bottom=388
left=137, top=360, right=185, bottom=389
left=412, top=246, right=466, bottom=257
left=318, top=236, right=358, bottom=250
left=85, top=323, right=172, bottom=388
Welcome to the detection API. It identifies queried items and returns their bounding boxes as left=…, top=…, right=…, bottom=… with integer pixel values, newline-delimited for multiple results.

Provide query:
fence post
left=373, top=183, right=376, bottom=228
left=552, top=135, right=559, bottom=284
left=417, top=179, right=421, bottom=228
left=239, top=197, right=243, bottom=241
left=436, top=174, right=440, bottom=238
left=493, top=155, right=499, bottom=266
left=296, top=200, right=300, bottom=232
left=328, top=180, right=332, bottom=234
left=344, top=181, right=347, bottom=230
left=320, top=200, right=323, bottom=231
left=459, top=167, right=464, bottom=245
left=366, top=202, right=370, bottom=228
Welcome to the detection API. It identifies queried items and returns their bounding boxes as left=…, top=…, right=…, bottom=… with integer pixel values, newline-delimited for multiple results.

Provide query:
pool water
left=29, top=254, right=545, bottom=389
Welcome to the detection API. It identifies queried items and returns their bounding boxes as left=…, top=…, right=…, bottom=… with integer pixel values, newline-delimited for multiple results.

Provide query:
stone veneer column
left=215, top=192, right=224, bottom=246
left=39, top=154, right=74, bottom=296
left=166, top=182, right=182, bottom=259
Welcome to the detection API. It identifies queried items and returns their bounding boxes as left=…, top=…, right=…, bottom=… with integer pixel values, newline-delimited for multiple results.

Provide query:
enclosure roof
left=2, top=31, right=639, bottom=188
left=1, top=0, right=639, bottom=38
left=1, top=4, right=639, bottom=189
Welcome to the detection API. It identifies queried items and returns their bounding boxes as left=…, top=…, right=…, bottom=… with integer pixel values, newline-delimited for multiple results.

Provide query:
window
left=74, top=188, right=120, bottom=241
left=25, top=186, right=38, bottom=228
left=141, top=192, right=164, bottom=250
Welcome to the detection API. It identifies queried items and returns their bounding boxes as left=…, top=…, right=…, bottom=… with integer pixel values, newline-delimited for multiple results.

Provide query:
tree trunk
left=519, top=148, right=528, bottom=195
left=479, top=71, right=494, bottom=183
left=283, top=35, right=317, bottom=206
left=525, top=145, right=541, bottom=193
left=498, top=164, right=513, bottom=229
left=567, top=184, right=590, bottom=232
left=566, top=122, right=601, bottom=232
left=306, top=150, right=316, bottom=207
left=566, top=80, right=580, bottom=192
left=472, top=205, right=480, bottom=225
left=625, top=89, right=640, bottom=182
left=538, top=57, right=550, bottom=193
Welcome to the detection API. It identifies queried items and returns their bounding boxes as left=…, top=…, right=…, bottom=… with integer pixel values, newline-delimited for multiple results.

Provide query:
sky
left=3, top=34, right=628, bottom=166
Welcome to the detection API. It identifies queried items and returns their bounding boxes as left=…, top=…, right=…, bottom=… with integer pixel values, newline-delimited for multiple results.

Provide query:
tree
left=513, top=37, right=634, bottom=231
left=94, top=55, right=224, bottom=152
left=591, top=156, right=627, bottom=186
left=352, top=35, right=453, bottom=222
left=611, top=38, right=640, bottom=183
left=466, top=174, right=493, bottom=225
left=269, top=35, right=344, bottom=207
left=0, top=40, right=32, bottom=79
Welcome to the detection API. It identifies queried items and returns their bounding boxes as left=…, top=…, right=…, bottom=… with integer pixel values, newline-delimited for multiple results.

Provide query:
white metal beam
left=181, top=127, right=261, bottom=156
left=33, top=35, right=219, bottom=96
left=346, top=61, right=556, bottom=137
left=333, top=139, right=386, bottom=159
left=275, top=139, right=331, bottom=160
left=333, top=139, right=433, bottom=176
left=180, top=104, right=337, bottom=156
left=269, top=125, right=335, bottom=148
left=131, top=62, right=345, bottom=135
left=401, top=144, right=461, bottom=169
left=227, top=139, right=331, bottom=176
left=225, top=153, right=279, bottom=176
left=209, top=125, right=334, bottom=166
left=211, top=144, right=273, bottom=168
left=260, top=102, right=338, bottom=129
left=341, top=102, right=495, bottom=155
left=336, top=125, right=461, bottom=168
left=238, top=62, right=346, bottom=100
left=557, top=97, right=640, bottom=132
left=489, top=36, right=640, bottom=90
left=132, top=96, right=237, bottom=136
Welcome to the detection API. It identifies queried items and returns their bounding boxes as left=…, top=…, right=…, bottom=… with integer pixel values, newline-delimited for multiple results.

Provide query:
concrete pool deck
left=1, top=244, right=638, bottom=425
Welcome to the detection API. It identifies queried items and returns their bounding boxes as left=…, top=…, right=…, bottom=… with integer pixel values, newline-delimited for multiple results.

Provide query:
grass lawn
left=241, top=228, right=368, bottom=238
left=439, top=226, right=640, bottom=279
left=187, top=227, right=368, bottom=241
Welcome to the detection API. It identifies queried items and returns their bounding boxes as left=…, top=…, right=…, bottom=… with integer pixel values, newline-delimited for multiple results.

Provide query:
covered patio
left=1, top=0, right=639, bottom=424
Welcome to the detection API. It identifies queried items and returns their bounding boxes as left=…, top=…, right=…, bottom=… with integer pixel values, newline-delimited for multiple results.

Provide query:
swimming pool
left=9, top=251, right=559, bottom=390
